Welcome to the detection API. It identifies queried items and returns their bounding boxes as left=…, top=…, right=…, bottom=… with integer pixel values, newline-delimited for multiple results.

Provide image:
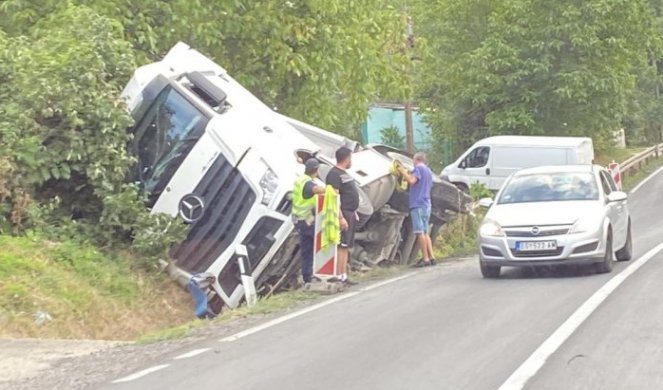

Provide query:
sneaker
left=429, top=259, right=437, bottom=266
left=326, top=276, right=342, bottom=283
left=414, top=260, right=431, bottom=268
left=343, top=279, right=358, bottom=286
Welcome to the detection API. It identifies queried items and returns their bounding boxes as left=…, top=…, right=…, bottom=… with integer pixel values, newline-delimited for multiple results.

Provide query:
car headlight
left=568, top=218, right=599, bottom=235
left=259, top=169, right=279, bottom=206
left=479, top=221, right=505, bottom=237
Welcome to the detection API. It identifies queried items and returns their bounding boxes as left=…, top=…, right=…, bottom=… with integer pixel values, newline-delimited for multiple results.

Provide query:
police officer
left=292, top=158, right=326, bottom=284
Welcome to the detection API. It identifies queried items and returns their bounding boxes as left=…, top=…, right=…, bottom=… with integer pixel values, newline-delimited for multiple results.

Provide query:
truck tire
left=387, top=190, right=410, bottom=213
left=432, top=180, right=472, bottom=214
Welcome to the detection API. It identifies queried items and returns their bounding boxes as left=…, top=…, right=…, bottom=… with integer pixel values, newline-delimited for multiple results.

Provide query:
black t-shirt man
left=326, top=166, right=359, bottom=212
left=326, top=165, right=359, bottom=249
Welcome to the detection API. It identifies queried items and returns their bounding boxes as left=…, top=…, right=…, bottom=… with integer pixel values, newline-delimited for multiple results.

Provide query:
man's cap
left=305, top=158, right=320, bottom=172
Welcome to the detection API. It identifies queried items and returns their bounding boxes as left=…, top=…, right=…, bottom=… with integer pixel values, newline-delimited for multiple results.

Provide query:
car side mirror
left=459, top=160, right=467, bottom=169
left=479, top=197, right=494, bottom=208
left=607, top=191, right=627, bottom=203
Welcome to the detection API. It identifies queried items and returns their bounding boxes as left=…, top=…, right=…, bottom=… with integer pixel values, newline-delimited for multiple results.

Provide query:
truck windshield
left=132, top=87, right=208, bottom=201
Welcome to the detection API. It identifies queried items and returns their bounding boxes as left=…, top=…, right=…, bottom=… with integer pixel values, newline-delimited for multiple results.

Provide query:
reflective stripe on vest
left=292, top=175, right=317, bottom=221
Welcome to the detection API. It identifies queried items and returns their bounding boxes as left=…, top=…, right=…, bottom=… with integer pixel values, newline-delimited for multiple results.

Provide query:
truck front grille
left=171, top=155, right=256, bottom=274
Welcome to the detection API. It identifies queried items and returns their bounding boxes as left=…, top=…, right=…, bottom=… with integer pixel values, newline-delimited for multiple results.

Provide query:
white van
left=441, top=136, right=594, bottom=191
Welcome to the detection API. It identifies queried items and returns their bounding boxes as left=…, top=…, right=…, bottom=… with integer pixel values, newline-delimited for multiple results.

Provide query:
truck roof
left=476, top=135, right=592, bottom=148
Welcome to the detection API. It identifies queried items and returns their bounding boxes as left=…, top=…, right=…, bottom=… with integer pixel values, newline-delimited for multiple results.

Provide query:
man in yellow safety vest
left=292, top=158, right=326, bottom=283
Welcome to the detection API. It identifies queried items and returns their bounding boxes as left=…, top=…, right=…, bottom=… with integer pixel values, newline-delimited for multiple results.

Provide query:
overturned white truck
left=122, top=42, right=471, bottom=311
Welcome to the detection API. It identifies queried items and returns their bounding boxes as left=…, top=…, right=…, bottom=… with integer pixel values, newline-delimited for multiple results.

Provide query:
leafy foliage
left=0, top=5, right=186, bottom=259
left=414, top=0, right=663, bottom=154
left=469, top=183, right=494, bottom=202
left=1, top=0, right=411, bottom=135
left=380, top=126, right=407, bottom=149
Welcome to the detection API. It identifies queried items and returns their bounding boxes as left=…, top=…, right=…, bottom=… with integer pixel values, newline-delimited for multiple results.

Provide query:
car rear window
left=498, top=172, right=599, bottom=204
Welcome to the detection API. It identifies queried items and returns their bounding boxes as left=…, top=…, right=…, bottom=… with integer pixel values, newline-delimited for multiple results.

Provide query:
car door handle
left=486, top=168, right=491, bottom=175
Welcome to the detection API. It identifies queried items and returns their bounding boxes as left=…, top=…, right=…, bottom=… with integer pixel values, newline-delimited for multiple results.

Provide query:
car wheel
left=595, top=230, right=614, bottom=274
left=480, top=260, right=501, bottom=278
left=616, top=222, right=632, bottom=262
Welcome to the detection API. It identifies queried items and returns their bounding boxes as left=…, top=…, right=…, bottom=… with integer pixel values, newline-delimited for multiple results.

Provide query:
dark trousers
left=295, top=220, right=315, bottom=283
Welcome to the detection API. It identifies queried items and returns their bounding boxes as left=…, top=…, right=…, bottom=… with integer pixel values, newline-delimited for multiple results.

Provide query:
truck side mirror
left=459, top=160, right=467, bottom=169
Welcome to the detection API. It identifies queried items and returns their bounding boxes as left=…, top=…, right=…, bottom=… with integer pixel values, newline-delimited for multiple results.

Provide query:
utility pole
left=404, top=14, right=415, bottom=154
left=405, top=102, right=415, bottom=153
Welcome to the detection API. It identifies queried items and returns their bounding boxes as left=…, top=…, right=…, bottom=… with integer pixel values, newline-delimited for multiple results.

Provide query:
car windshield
left=498, top=172, right=599, bottom=204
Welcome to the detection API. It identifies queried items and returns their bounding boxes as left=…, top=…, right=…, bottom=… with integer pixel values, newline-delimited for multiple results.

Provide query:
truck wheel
left=432, top=180, right=472, bottom=214
left=387, top=190, right=410, bottom=213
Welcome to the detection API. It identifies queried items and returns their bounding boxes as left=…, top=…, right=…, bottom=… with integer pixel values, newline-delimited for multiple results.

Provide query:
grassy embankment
left=0, top=234, right=192, bottom=340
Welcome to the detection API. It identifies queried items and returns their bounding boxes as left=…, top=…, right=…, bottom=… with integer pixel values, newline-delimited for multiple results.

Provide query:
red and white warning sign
left=609, top=161, right=622, bottom=190
left=313, top=194, right=339, bottom=278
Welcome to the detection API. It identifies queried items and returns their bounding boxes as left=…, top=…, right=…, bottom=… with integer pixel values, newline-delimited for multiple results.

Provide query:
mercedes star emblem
left=179, top=194, right=205, bottom=223
left=531, top=226, right=540, bottom=236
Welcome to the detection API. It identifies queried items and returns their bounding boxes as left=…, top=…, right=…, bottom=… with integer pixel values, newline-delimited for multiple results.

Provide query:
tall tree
left=1, top=0, right=410, bottom=135
left=414, top=0, right=662, bottom=153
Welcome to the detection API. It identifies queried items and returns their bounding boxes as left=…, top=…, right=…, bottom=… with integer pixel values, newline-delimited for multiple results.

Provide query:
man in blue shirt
left=398, top=152, right=435, bottom=267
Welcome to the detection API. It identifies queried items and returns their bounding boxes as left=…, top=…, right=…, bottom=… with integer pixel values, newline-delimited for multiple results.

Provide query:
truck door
left=458, top=146, right=492, bottom=190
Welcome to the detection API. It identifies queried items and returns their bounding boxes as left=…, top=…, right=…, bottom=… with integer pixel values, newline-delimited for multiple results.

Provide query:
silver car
left=477, top=165, right=632, bottom=278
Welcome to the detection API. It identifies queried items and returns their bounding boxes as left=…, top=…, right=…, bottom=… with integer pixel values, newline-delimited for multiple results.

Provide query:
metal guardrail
left=618, top=143, right=663, bottom=179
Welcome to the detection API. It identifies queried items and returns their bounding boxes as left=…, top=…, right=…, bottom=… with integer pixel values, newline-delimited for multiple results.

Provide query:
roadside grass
left=621, top=155, right=663, bottom=192
left=595, top=147, right=646, bottom=167
left=353, top=263, right=409, bottom=282
left=434, top=211, right=484, bottom=260
left=0, top=234, right=192, bottom=340
left=136, top=289, right=319, bottom=343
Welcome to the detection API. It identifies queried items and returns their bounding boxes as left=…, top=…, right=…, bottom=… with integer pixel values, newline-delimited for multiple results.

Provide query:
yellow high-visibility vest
left=292, top=175, right=317, bottom=222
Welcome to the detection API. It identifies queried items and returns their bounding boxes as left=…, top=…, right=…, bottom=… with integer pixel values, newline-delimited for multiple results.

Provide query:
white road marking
left=173, top=348, right=211, bottom=360
left=220, top=292, right=361, bottom=342
left=630, top=166, right=663, bottom=194
left=360, top=273, right=416, bottom=292
left=498, top=243, right=663, bottom=390
left=220, top=273, right=415, bottom=343
left=112, top=364, right=170, bottom=383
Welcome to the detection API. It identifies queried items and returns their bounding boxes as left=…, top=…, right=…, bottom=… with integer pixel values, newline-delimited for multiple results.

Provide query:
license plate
left=516, top=241, right=557, bottom=252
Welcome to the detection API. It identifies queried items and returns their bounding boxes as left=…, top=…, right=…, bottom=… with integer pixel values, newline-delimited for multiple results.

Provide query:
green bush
left=0, top=5, right=187, bottom=262
left=434, top=210, right=484, bottom=259
left=380, top=126, right=406, bottom=150
left=469, top=182, right=493, bottom=201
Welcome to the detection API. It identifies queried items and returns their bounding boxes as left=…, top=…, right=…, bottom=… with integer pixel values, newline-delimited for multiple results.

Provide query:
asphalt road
left=101, top=170, right=663, bottom=390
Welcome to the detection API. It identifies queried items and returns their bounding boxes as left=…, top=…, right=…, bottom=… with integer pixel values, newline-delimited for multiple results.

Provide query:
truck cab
left=123, top=42, right=320, bottom=308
